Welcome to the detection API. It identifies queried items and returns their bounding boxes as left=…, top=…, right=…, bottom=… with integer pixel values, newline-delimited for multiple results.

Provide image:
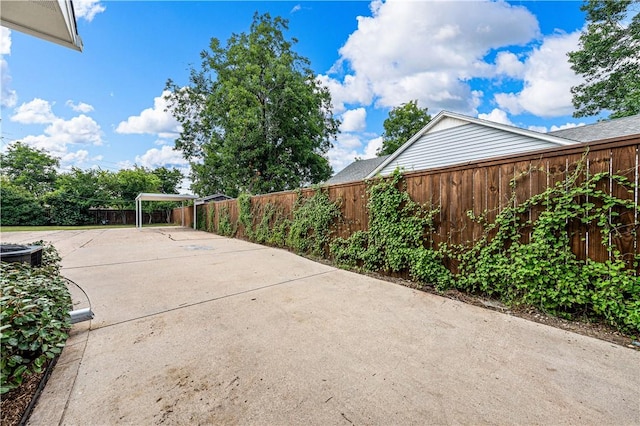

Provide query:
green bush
left=0, top=178, right=48, bottom=226
left=0, top=243, right=71, bottom=394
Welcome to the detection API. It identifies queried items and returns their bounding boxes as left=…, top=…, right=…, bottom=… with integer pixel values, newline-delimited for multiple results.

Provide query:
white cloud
left=290, top=4, right=302, bottom=14
left=11, top=98, right=56, bottom=124
left=363, top=136, right=383, bottom=158
left=66, top=100, right=94, bottom=113
left=134, top=145, right=188, bottom=169
left=317, top=74, right=372, bottom=113
left=18, top=114, right=103, bottom=169
left=116, top=91, right=180, bottom=139
left=494, top=30, right=583, bottom=117
left=73, top=0, right=106, bottom=22
left=478, top=108, right=514, bottom=126
left=494, top=51, right=525, bottom=78
left=0, top=27, right=11, bottom=55
left=340, top=108, right=367, bottom=132
left=46, top=115, right=103, bottom=145
left=1, top=58, right=17, bottom=108
left=324, top=0, right=539, bottom=114
left=528, top=121, right=586, bottom=133
left=527, top=125, right=548, bottom=133
left=550, top=122, right=585, bottom=132
left=1, top=28, right=17, bottom=108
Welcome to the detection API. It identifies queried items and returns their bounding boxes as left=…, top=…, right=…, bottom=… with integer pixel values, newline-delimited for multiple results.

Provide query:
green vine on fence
left=237, top=193, right=253, bottom=239
left=253, top=202, right=288, bottom=247
left=330, top=170, right=452, bottom=290
left=455, top=159, right=639, bottom=332
left=286, top=188, right=341, bottom=256
left=217, top=205, right=234, bottom=236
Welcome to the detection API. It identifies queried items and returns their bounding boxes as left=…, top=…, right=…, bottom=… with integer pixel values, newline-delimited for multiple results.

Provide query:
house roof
left=548, top=114, right=640, bottom=142
left=367, top=111, right=579, bottom=179
left=1, top=0, right=83, bottom=51
left=325, top=155, right=391, bottom=185
left=195, top=193, right=233, bottom=205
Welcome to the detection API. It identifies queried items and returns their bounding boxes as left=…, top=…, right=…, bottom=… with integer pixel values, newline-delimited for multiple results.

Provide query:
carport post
left=193, top=201, right=196, bottom=229
left=181, top=201, right=184, bottom=227
left=135, top=198, right=139, bottom=228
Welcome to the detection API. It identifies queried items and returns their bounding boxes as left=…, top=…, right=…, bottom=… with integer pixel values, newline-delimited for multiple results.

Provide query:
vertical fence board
left=486, top=165, right=501, bottom=241
left=611, top=145, right=637, bottom=270
left=567, top=153, right=588, bottom=261
left=529, top=158, right=548, bottom=226
left=514, top=160, right=532, bottom=244
left=430, top=173, right=445, bottom=247
left=499, top=164, right=515, bottom=211
left=586, top=149, right=611, bottom=263
left=472, top=168, right=487, bottom=241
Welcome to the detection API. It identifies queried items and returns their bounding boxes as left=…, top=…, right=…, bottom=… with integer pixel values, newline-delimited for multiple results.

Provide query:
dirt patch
left=0, top=364, right=48, bottom=426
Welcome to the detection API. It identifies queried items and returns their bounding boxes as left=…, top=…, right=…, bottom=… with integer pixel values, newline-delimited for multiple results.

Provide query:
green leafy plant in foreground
left=1, top=242, right=71, bottom=394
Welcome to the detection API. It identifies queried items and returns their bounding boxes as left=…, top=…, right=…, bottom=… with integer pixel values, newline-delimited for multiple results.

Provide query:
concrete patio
left=2, top=227, right=638, bottom=425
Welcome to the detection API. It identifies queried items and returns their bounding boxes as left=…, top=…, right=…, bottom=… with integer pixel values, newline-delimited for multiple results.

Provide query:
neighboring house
left=325, top=155, right=391, bottom=185
left=548, top=113, right=640, bottom=142
left=196, top=193, right=233, bottom=205
left=367, top=111, right=581, bottom=179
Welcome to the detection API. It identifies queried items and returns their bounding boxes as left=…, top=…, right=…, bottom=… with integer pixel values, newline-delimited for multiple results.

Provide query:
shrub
left=0, top=243, right=71, bottom=394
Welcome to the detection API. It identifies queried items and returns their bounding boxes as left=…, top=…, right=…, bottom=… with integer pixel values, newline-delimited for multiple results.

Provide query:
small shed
left=135, top=193, right=198, bottom=229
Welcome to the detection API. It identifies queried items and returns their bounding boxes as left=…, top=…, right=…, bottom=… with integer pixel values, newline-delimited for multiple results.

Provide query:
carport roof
left=135, top=193, right=198, bottom=202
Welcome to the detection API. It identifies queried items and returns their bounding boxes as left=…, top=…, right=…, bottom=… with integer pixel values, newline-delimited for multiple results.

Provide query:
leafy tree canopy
left=0, top=142, right=59, bottom=197
left=378, top=100, right=431, bottom=156
left=568, top=0, right=640, bottom=118
left=166, top=13, right=338, bottom=197
left=152, top=167, right=184, bottom=194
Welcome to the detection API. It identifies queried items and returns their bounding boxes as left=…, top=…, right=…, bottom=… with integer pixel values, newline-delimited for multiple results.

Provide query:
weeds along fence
left=175, top=135, right=639, bottom=272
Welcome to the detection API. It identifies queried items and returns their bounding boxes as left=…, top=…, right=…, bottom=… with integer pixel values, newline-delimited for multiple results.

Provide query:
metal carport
left=135, top=193, right=198, bottom=229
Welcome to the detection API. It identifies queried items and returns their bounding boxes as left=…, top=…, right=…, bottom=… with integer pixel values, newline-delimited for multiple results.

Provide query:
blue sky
left=1, top=0, right=598, bottom=188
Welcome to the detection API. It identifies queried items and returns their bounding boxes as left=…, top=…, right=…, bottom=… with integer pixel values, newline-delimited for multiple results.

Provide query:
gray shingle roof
left=325, top=155, right=391, bottom=185
left=549, top=114, right=640, bottom=142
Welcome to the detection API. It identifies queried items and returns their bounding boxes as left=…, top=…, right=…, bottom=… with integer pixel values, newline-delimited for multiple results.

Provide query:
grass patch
left=1, top=223, right=177, bottom=232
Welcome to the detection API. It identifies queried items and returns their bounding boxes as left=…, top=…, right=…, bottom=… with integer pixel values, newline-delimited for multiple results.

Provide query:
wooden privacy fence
left=175, top=135, right=639, bottom=271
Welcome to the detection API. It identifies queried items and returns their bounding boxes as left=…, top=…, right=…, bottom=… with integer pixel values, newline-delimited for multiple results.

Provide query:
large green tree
left=377, top=100, right=432, bottom=156
left=152, top=167, right=183, bottom=194
left=0, top=142, right=59, bottom=197
left=568, top=0, right=640, bottom=118
left=46, top=168, right=108, bottom=225
left=166, top=13, right=338, bottom=197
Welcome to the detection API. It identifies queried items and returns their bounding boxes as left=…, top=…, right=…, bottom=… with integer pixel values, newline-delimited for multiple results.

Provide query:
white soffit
left=1, top=0, right=83, bottom=51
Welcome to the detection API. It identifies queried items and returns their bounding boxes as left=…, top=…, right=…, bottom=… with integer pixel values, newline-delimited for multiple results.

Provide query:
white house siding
left=377, top=123, right=563, bottom=176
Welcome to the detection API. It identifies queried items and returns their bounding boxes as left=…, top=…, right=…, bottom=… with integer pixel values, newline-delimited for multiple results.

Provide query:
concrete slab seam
left=57, top=327, right=90, bottom=426
left=62, top=247, right=270, bottom=270
left=90, top=269, right=338, bottom=331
